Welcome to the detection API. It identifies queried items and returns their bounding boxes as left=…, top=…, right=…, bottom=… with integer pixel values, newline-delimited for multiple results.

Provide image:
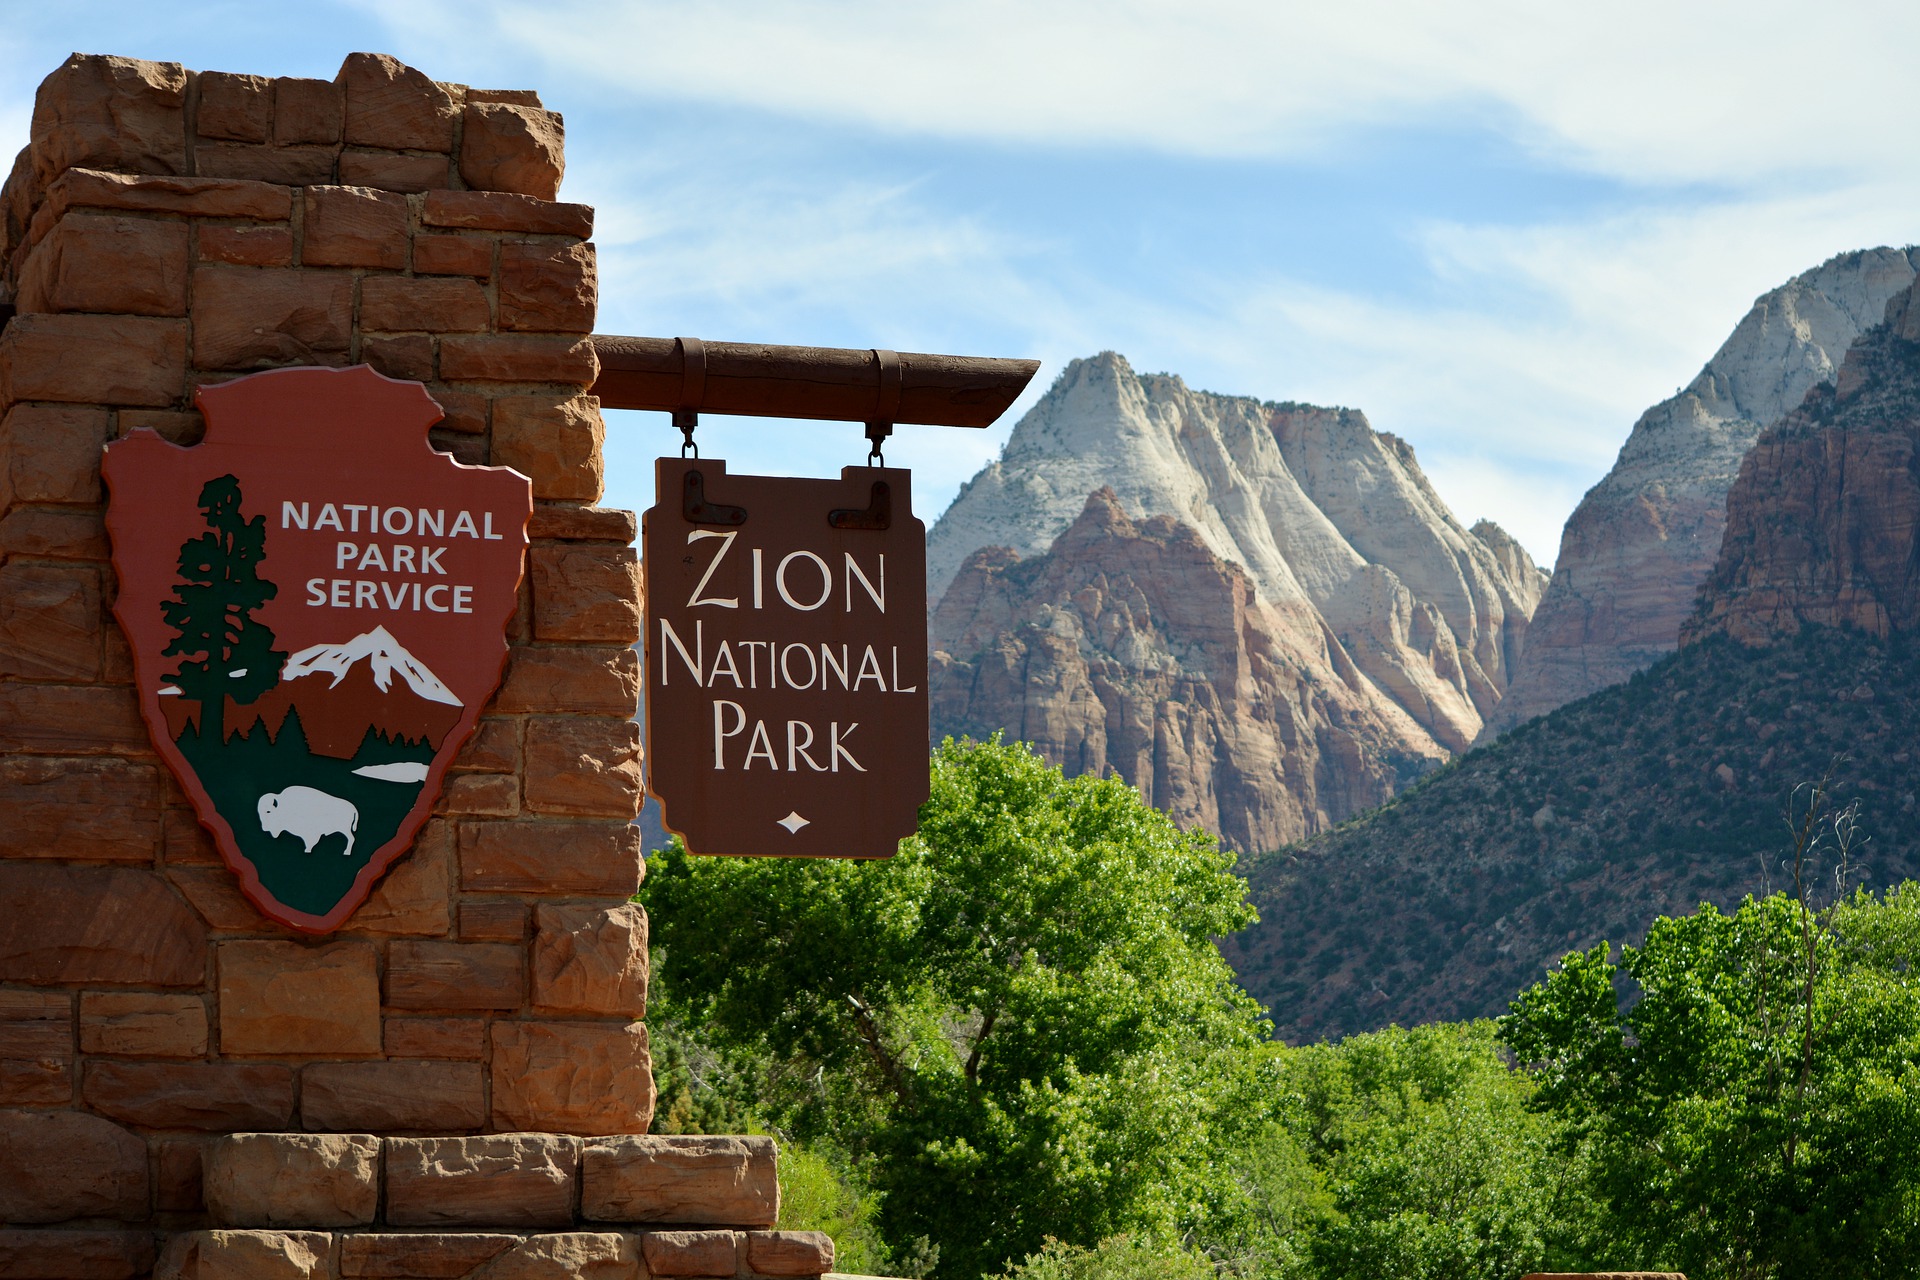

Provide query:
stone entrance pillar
left=0, top=52, right=830, bottom=1280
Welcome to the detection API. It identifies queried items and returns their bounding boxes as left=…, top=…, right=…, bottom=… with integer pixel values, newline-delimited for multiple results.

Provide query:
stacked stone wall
left=0, top=53, right=804, bottom=1280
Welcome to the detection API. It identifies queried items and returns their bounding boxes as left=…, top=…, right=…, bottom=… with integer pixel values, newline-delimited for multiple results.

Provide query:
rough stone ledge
left=196, top=1133, right=782, bottom=1232
left=132, top=1228, right=834, bottom=1279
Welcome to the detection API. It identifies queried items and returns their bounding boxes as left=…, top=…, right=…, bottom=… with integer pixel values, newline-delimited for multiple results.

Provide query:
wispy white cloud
left=363, top=0, right=1920, bottom=185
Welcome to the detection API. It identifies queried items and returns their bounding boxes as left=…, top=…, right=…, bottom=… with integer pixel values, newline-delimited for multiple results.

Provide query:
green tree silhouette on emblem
left=161, top=473, right=284, bottom=740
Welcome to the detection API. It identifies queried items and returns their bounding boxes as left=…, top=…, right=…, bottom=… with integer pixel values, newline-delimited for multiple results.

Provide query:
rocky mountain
left=1231, top=267, right=1920, bottom=1042
left=1483, top=247, right=1920, bottom=739
left=928, top=354, right=1547, bottom=849
left=1687, top=277, right=1920, bottom=645
left=230, top=628, right=463, bottom=757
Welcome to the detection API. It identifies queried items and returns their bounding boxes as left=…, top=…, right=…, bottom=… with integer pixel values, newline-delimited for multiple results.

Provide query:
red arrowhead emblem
left=102, top=366, right=531, bottom=932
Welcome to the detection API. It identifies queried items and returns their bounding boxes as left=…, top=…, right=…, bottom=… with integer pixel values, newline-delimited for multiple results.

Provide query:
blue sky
left=5, top=1, right=1917, bottom=561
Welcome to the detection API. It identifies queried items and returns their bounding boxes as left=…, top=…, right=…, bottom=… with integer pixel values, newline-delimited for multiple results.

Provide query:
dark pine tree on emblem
left=162, top=474, right=285, bottom=740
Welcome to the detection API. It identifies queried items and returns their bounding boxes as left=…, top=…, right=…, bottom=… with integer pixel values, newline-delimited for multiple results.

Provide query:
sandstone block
left=531, top=545, right=640, bottom=642
left=351, top=825, right=453, bottom=936
left=204, top=1133, right=379, bottom=1228
left=0, top=1228, right=154, bottom=1279
left=361, top=276, right=489, bottom=333
left=219, top=939, right=380, bottom=1056
left=491, top=1022, right=652, bottom=1135
left=0, top=506, right=109, bottom=560
left=338, top=53, right=457, bottom=152
left=17, top=213, right=189, bottom=316
left=452, top=720, right=518, bottom=773
left=439, top=335, right=598, bottom=386
left=746, top=1231, right=834, bottom=1277
left=532, top=902, right=647, bottom=1017
left=84, top=1062, right=293, bottom=1130
left=0, top=313, right=185, bottom=406
left=413, top=233, right=491, bottom=277
left=581, top=1135, right=776, bottom=1227
left=458, top=821, right=642, bottom=896
left=474, top=1233, right=639, bottom=1280
left=0, top=1109, right=149, bottom=1223
left=458, top=900, right=528, bottom=941
left=438, top=773, right=518, bottom=817
left=300, top=1061, right=485, bottom=1133
left=189, top=267, right=351, bottom=369
left=498, top=241, right=595, bottom=333
left=337, top=149, right=449, bottom=193
left=194, top=143, right=336, bottom=187
left=31, top=54, right=187, bottom=184
left=468, top=89, right=544, bottom=108
left=80, top=992, right=208, bottom=1057
left=499, top=645, right=638, bottom=715
left=527, top=506, right=638, bottom=543
left=197, top=223, right=293, bottom=267
left=42, top=167, right=291, bottom=223
left=460, top=104, right=565, bottom=202
left=154, top=1230, right=330, bottom=1280
left=386, top=941, right=526, bottom=1011
left=638, top=1231, right=737, bottom=1278
left=0, top=564, right=103, bottom=682
left=165, top=865, right=279, bottom=932
left=0, top=404, right=108, bottom=505
left=338, top=1233, right=516, bottom=1278
left=197, top=71, right=271, bottom=142
left=382, top=1018, right=486, bottom=1060
left=491, top=394, right=604, bottom=501
left=0, top=683, right=147, bottom=756
left=425, top=385, right=488, bottom=434
left=523, top=718, right=642, bottom=819
left=301, top=185, right=408, bottom=269
left=422, top=190, right=592, bottom=238
left=154, top=1137, right=206, bottom=1213
left=363, top=335, right=435, bottom=382
left=384, top=1134, right=579, bottom=1228
left=0, top=863, right=205, bottom=986
left=0, top=1007, right=73, bottom=1105
left=274, top=78, right=343, bottom=145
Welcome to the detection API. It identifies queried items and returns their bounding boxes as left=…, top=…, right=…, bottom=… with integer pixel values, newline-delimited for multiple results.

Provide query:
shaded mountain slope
left=1228, top=626, right=1920, bottom=1043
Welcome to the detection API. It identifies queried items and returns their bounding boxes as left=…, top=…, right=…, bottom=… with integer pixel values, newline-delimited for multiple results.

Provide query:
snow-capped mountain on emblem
left=283, top=625, right=463, bottom=707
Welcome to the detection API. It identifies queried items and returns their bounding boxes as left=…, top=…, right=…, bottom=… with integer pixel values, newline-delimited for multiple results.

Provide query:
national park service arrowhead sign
left=102, top=365, right=532, bottom=932
left=644, top=457, right=929, bottom=858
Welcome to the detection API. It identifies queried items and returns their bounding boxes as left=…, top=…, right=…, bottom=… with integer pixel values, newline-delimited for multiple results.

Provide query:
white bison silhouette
left=258, top=786, right=359, bottom=857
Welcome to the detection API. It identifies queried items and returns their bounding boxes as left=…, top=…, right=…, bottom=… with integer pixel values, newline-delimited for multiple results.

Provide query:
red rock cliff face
left=1686, top=282, right=1920, bottom=644
left=930, top=489, right=1442, bottom=853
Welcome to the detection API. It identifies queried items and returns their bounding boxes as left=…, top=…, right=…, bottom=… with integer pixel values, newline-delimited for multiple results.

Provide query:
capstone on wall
left=0, top=50, right=661, bottom=1273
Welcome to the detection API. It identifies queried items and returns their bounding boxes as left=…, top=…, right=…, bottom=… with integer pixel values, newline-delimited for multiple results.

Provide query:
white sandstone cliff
left=1482, top=245, right=1920, bottom=739
left=928, top=353, right=1547, bottom=753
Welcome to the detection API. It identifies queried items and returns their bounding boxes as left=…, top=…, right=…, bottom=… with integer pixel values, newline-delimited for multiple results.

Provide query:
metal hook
left=674, top=337, right=707, bottom=458
left=865, top=348, right=900, bottom=467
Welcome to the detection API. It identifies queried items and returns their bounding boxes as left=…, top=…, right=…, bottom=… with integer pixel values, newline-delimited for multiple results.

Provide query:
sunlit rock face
left=1481, top=246, right=1920, bottom=740
left=1685, top=275, right=1920, bottom=646
left=927, top=353, right=1546, bottom=849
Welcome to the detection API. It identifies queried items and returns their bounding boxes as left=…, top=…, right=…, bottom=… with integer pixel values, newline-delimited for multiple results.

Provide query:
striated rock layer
left=929, top=354, right=1546, bottom=848
left=932, top=490, right=1444, bottom=853
left=1686, top=277, right=1920, bottom=645
left=1484, top=247, right=1920, bottom=739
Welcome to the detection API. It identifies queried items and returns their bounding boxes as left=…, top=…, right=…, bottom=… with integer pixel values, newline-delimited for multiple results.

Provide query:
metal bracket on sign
left=829, top=481, right=891, bottom=531
left=682, top=468, right=746, bottom=526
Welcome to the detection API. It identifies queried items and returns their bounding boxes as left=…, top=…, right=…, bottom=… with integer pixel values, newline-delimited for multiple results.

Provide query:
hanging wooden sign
left=643, top=457, right=929, bottom=858
left=101, top=365, right=531, bottom=932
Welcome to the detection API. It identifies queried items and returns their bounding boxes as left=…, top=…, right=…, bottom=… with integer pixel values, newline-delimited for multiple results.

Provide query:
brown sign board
left=101, top=366, right=531, bottom=932
left=643, top=457, right=928, bottom=857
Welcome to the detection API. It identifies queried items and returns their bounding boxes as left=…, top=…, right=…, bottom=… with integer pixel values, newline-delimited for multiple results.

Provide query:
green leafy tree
left=1503, top=883, right=1920, bottom=1278
left=161, top=473, right=283, bottom=738
left=641, top=736, right=1267, bottom=1279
